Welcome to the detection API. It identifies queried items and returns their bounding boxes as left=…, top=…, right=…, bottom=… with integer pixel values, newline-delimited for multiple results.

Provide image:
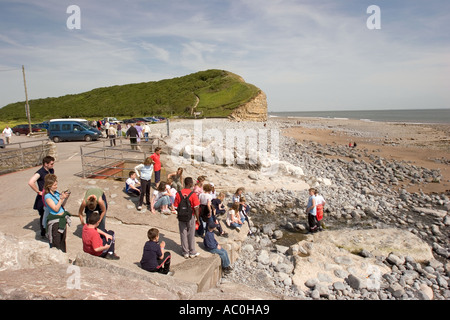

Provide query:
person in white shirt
left=143, top=122, right=151, bottom=142
left=198, top=183, right=214, bottom=237
left=104, top=122, right=110, bottom=138
left=134, top=157, right=154, bottom=210
left=151, top=182, right=174, bottom=214
left=125, top=171, right=141, bottom=196
left=2, top=125, right=13, bottom=144
left=314, top=189, right=326, bottom=230
left=108, top=124, right=117, bottom=147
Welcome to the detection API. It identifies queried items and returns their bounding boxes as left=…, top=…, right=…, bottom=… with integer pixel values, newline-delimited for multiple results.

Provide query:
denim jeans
left=230, top=216, right=245, bottom=229
left=208, top=247, right=230, bottom=268
left=154, top=195, right=171, bottom=209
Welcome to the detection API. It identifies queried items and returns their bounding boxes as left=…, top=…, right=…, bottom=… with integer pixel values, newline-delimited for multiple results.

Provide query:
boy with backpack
left=173, top=177, right=200, bottom=259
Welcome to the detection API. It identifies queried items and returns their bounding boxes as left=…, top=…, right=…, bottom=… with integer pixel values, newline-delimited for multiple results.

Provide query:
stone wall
left=229, top=90, right=268, bottom=122
left=0, top=141, right=56, bottom=175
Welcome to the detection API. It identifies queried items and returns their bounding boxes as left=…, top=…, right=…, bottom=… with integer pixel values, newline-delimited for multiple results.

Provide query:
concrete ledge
left=74, top=252, right=197, bottom=299
left=172, top=255, right=222, bottom=292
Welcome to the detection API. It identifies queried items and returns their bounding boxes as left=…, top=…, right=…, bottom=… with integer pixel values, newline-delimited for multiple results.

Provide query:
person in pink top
left=150, top=147, right=162, bottom=188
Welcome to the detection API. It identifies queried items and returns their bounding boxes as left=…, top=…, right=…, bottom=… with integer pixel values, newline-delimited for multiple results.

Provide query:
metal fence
left=79, top=137, right=167, bottom=180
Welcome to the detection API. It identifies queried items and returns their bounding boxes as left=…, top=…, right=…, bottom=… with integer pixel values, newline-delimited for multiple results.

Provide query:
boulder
left=0, top=232, right=68, bottom=271
left=313, top=228, right=433, bottom=263
left=0, top=264, right=180, bottom=300
left=292, top=228, right=433, bottom=291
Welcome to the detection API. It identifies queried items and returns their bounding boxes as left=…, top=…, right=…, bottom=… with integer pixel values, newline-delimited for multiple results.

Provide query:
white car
left=103, top=117, right=122, bottom=124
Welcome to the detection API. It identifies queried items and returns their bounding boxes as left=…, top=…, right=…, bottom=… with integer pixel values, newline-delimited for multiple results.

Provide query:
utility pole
left=22, top=65, right=32, bottom=135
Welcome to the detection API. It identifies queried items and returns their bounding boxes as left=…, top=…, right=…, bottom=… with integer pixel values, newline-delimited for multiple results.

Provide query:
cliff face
left=229, top=90, right=267, bottom=122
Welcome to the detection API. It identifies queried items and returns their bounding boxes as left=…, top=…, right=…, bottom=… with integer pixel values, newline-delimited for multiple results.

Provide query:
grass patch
left=0, top=69, right=261, bottom=123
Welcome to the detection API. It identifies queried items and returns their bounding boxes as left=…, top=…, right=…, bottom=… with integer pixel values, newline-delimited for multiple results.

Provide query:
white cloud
left=0, top=0, right=449, bottom=111
left=138, top=42, right=170, bottom=63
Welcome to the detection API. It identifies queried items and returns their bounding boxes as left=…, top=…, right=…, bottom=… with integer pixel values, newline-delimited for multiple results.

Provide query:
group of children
left=82, top=212, right=172, bottom=274
left=226, top=187, right=252, bottom=234
left=86, top=162, right=254, bottom=275
left=75, top=165, right=328, bottom=277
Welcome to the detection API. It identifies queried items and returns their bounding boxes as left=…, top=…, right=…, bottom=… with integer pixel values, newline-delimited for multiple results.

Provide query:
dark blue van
left=48, top=119, right=100, bottom=142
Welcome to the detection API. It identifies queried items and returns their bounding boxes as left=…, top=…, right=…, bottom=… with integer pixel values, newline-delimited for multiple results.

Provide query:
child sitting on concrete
left=226, top=202, right=244, bottom=232
left=82, top=211, right=120, bottom=260
left=211, top=192, right=226, bottom=216
left=125, top=171, right=141, bottom=196
left=140, top=228, right=173, bottom=275
left=203, top=222, right=232, bottom=274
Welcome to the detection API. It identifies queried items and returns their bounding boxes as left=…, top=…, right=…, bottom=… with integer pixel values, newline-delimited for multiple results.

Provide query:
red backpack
left=316, top=204, right=324, bottom=221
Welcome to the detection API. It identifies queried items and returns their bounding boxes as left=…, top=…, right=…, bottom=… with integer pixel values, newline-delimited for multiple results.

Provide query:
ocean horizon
left=269, top=108, right=450, bottom=124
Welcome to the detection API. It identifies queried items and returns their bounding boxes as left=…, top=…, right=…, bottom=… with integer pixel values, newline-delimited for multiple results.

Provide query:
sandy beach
left=278, top=117, right=449, bottom=194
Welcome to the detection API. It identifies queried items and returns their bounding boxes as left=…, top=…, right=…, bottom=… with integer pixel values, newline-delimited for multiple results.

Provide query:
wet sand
left=276, top=117, right=450, bottom=194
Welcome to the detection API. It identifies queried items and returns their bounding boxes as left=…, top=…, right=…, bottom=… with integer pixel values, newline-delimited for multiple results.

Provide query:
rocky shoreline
left=1, top=117, right=447, bottom=301
left=160, top=117, right=449, bottom=300
left=215, top=121, right=449, bottom=300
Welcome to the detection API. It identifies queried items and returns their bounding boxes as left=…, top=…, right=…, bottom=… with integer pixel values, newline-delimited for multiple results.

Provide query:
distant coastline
left=269, top=108, right=450, bottom=124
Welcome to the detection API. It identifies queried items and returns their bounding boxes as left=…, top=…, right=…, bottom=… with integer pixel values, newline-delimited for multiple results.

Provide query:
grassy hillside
left=0, top=69, right=261, bottom=122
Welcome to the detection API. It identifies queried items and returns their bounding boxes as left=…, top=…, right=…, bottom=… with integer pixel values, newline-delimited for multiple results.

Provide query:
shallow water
left=276, top=230, right=307, bottom=247
left=252, top=205, right=448, bottom=250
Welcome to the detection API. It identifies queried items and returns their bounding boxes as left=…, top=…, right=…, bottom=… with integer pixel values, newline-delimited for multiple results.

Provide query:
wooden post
left=22, top=65, right=32, bottom=135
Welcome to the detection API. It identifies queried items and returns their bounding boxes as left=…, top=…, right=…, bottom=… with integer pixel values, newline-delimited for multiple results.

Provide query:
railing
left=79, top=137, right=167, bottom=180
left=0, top=138, right=54, bottom=175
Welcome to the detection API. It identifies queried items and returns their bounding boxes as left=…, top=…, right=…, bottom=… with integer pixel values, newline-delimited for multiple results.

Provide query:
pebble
left=182, top=119, right=449, bottom=300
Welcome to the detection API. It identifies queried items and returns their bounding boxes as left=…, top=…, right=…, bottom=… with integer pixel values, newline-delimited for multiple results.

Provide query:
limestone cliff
left=228, top=90, right=268, bottom=122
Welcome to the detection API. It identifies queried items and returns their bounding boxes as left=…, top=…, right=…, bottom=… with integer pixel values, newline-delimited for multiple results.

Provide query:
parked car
left=122, top=118, right=146, bottom=124
left=103, top=117, right=122, bottom=124
left=12, top=124, right=42, bottom=135
left=34, top=121, right=49, bottom=130
left=143, top=117, right=160, bottom=122
left=48, top=119, right=100, bottom=142
left=122, top=118, right=137, bottom=124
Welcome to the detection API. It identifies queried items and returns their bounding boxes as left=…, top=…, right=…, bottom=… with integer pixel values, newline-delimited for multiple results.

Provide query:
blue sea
left=269, top=109, right=450, bottom=124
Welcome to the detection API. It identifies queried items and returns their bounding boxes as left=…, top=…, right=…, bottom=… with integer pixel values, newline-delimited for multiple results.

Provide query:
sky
left=0, top=0, right=449, bottom=112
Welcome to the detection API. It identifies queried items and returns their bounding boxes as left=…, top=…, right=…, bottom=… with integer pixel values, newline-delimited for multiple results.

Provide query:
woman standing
left=198, top=183, right=213, bottom=237
left=43, top=174, right=71, bottom=252
left=28, top=155, right=55, bottom=237
left=135, top=157, right=154, bottom=211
